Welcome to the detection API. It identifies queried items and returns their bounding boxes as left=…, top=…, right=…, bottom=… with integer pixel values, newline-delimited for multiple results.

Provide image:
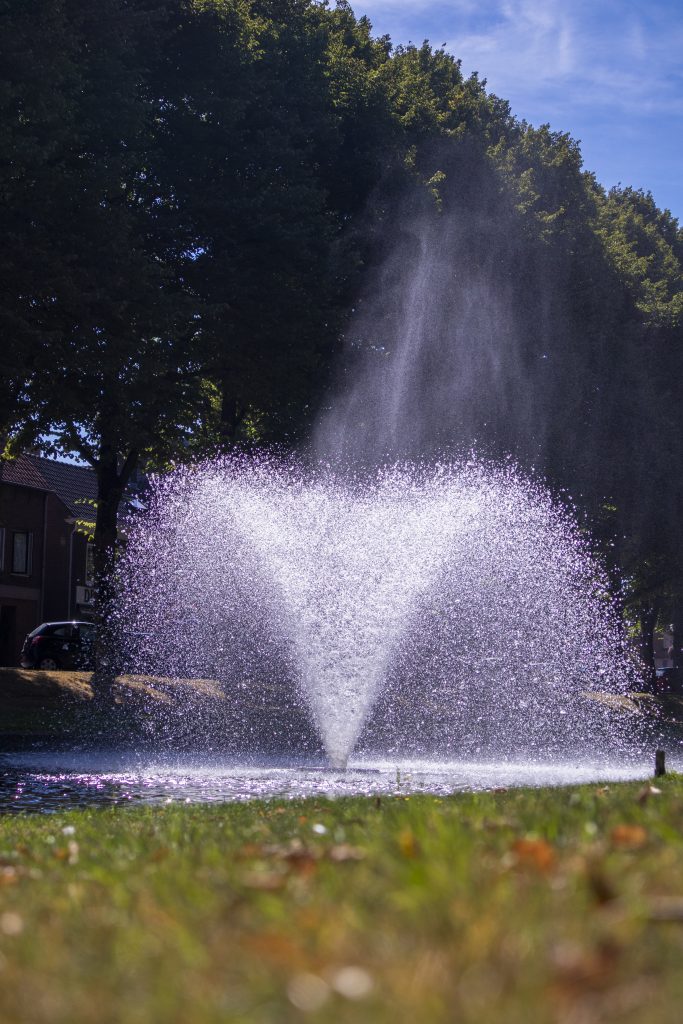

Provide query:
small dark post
left=655, top=750, right=666, bottom=777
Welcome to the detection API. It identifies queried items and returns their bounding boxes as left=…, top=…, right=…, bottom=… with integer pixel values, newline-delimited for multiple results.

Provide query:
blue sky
left=354, top=0, right=683, bottom=221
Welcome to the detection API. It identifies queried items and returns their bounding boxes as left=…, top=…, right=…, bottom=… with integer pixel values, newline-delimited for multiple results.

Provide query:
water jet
left=110, top=207, right=649, bottom=782
left=115, top=457, right=643, bottom=770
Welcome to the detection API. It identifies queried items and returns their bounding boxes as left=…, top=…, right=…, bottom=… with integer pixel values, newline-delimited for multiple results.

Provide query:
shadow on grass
left=0, top=667, right=322, bottom=757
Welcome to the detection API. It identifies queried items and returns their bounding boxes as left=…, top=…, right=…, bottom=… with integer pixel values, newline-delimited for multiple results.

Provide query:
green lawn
left=0, top=780, right=683, bottom=1023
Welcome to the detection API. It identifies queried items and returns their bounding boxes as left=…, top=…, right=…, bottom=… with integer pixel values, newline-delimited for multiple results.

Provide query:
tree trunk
left=219, top=377, right=246, bottom=447
left=671, top=593, right=683, bottom=671
left=638, top=601, right=659, bottom=692
left=670, top=590, right=683, bottom=692
left=91, top=446, right=137, bottom=704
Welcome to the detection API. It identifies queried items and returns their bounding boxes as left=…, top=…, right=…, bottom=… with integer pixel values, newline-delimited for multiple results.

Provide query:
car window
left=28, top=623, right=49, bottom=638
left=50, top=625, right=74, bottom=638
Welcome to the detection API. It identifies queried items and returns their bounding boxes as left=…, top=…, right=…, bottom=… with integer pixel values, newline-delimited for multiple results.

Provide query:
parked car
left=20, top=621, right=96, bottom=670
left=655, top=666, right=683, bottom=693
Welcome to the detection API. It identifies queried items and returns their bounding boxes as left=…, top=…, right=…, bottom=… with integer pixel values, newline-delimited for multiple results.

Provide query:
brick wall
left=0, top=484, right=46, bottom=665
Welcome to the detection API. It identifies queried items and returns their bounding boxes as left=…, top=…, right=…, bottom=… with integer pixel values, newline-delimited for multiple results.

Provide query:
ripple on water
left=0, top=752, right=654, bottom=813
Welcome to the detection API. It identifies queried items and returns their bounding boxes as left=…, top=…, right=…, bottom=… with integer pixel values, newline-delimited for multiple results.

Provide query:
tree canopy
left=1, top=0, right=681, bottom=673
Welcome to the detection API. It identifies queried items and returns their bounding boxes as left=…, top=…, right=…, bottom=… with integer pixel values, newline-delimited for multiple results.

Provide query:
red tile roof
left=0, top=455, right=50, bottom=492
left=0, top=454, right=98, bottom=518
left=27, top=456, right=97, bottom=519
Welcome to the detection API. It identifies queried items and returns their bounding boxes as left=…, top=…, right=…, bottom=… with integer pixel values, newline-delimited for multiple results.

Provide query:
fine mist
left=314, top=206, right=536, bottom=464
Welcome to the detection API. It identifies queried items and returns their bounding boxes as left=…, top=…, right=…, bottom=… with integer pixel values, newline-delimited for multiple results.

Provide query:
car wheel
left=38, top=657, right=60, bottom=670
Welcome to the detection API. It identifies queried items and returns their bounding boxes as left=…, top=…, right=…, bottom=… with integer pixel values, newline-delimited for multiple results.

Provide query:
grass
left=0, top=667, right=225, bottom=740
left=0, top=780, right=683, bottom=1022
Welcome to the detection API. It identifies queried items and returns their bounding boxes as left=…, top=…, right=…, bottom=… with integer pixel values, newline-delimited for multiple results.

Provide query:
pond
left=0, top=751, right=655, bottom=813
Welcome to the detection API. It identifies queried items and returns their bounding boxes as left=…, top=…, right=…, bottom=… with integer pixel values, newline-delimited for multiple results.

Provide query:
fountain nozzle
left=328, top=753, right=349, bottom=771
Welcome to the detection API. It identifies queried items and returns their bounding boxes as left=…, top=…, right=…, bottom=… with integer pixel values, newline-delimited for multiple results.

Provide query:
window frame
left=11, top=530, right=33, bottom=576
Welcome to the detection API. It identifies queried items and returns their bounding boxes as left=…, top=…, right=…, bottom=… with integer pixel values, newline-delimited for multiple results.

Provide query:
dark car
left=20, top=621, right=97, bottom=670
left=655, top=665, right=682, bottom=691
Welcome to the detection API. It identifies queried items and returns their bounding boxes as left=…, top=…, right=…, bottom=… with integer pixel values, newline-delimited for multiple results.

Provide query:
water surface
left=0, top=751, right=654, bottom=813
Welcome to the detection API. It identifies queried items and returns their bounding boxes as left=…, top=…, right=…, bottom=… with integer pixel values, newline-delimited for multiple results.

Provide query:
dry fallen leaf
left=54, top=842, right=79, bottom=865
left=0, top=866, right=19, bottom=887
left=236, top=843, right=266, bottom=860
left=398, top=828, right=420, bottom=859
left=246, top=840, right=320, bottom=876
left=511, top=837, right=556, bottom=872
left=637, top=785, right=662, bottom=806
left=610, top=825, right=648, bottom=850
left=241, top=870, right=287, bottom=891
left=551, top=939, right=620, bottom=993
left=647, top=897, right=683, bottom=922
left=282, top=850, right=318, bottom=877
left=327, top=844, right=366, bottom=863
left=243, top=931, right=305, bottom=966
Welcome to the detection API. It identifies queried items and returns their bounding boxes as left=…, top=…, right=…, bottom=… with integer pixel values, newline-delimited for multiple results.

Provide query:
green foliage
left=1, top=0, right=682, bottom=659
left=492, top=123, right=594, bottom=245
left=0, top=0, right=81, bottom=443
left=596, top=186, right=683, bottom=326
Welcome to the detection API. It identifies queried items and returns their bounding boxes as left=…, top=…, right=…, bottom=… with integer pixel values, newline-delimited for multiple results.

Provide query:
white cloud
left=359, top=0, right=683, bottom=117
left=356, top=0, right=683, bottom=212
left=450, top=0, right=683, bottom=116
left=357, top=0, right=479, bottom=10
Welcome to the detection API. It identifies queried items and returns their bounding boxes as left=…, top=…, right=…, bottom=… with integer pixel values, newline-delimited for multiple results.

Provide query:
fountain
left=0, top=192, right=658, bottom=812
left=115, top=456, right=643, bottom=771
left=111, top=208, right=649, bottom=778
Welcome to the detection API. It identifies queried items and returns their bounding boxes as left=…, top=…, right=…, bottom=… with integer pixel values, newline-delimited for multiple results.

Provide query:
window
left=46, top=625, right=74, bottom=638
left=11, top=531, right=32, bottom=575
left=0, top=527, right=4, bottom=571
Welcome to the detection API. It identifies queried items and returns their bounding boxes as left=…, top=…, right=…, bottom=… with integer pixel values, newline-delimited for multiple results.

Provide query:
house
left=0, top=455, right=98, bottom=666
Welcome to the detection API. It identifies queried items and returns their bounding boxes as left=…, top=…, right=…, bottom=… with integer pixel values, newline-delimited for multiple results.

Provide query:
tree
left=152, top=0, right=401, bottom=449
left=0, top=0, right=83, bottom=451
left=593, top=186, right=683, bottom=673
left=3, top=0, right=681, bottom=685
left=1, top=0, right=209, bottom=691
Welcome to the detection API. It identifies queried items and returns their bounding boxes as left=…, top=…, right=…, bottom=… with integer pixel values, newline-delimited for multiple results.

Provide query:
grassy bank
left=0, top=780, right=682, bottom=1022
left=0, top=667, right=225, bottom=742
left=3, top=667, right=683, bottom=753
